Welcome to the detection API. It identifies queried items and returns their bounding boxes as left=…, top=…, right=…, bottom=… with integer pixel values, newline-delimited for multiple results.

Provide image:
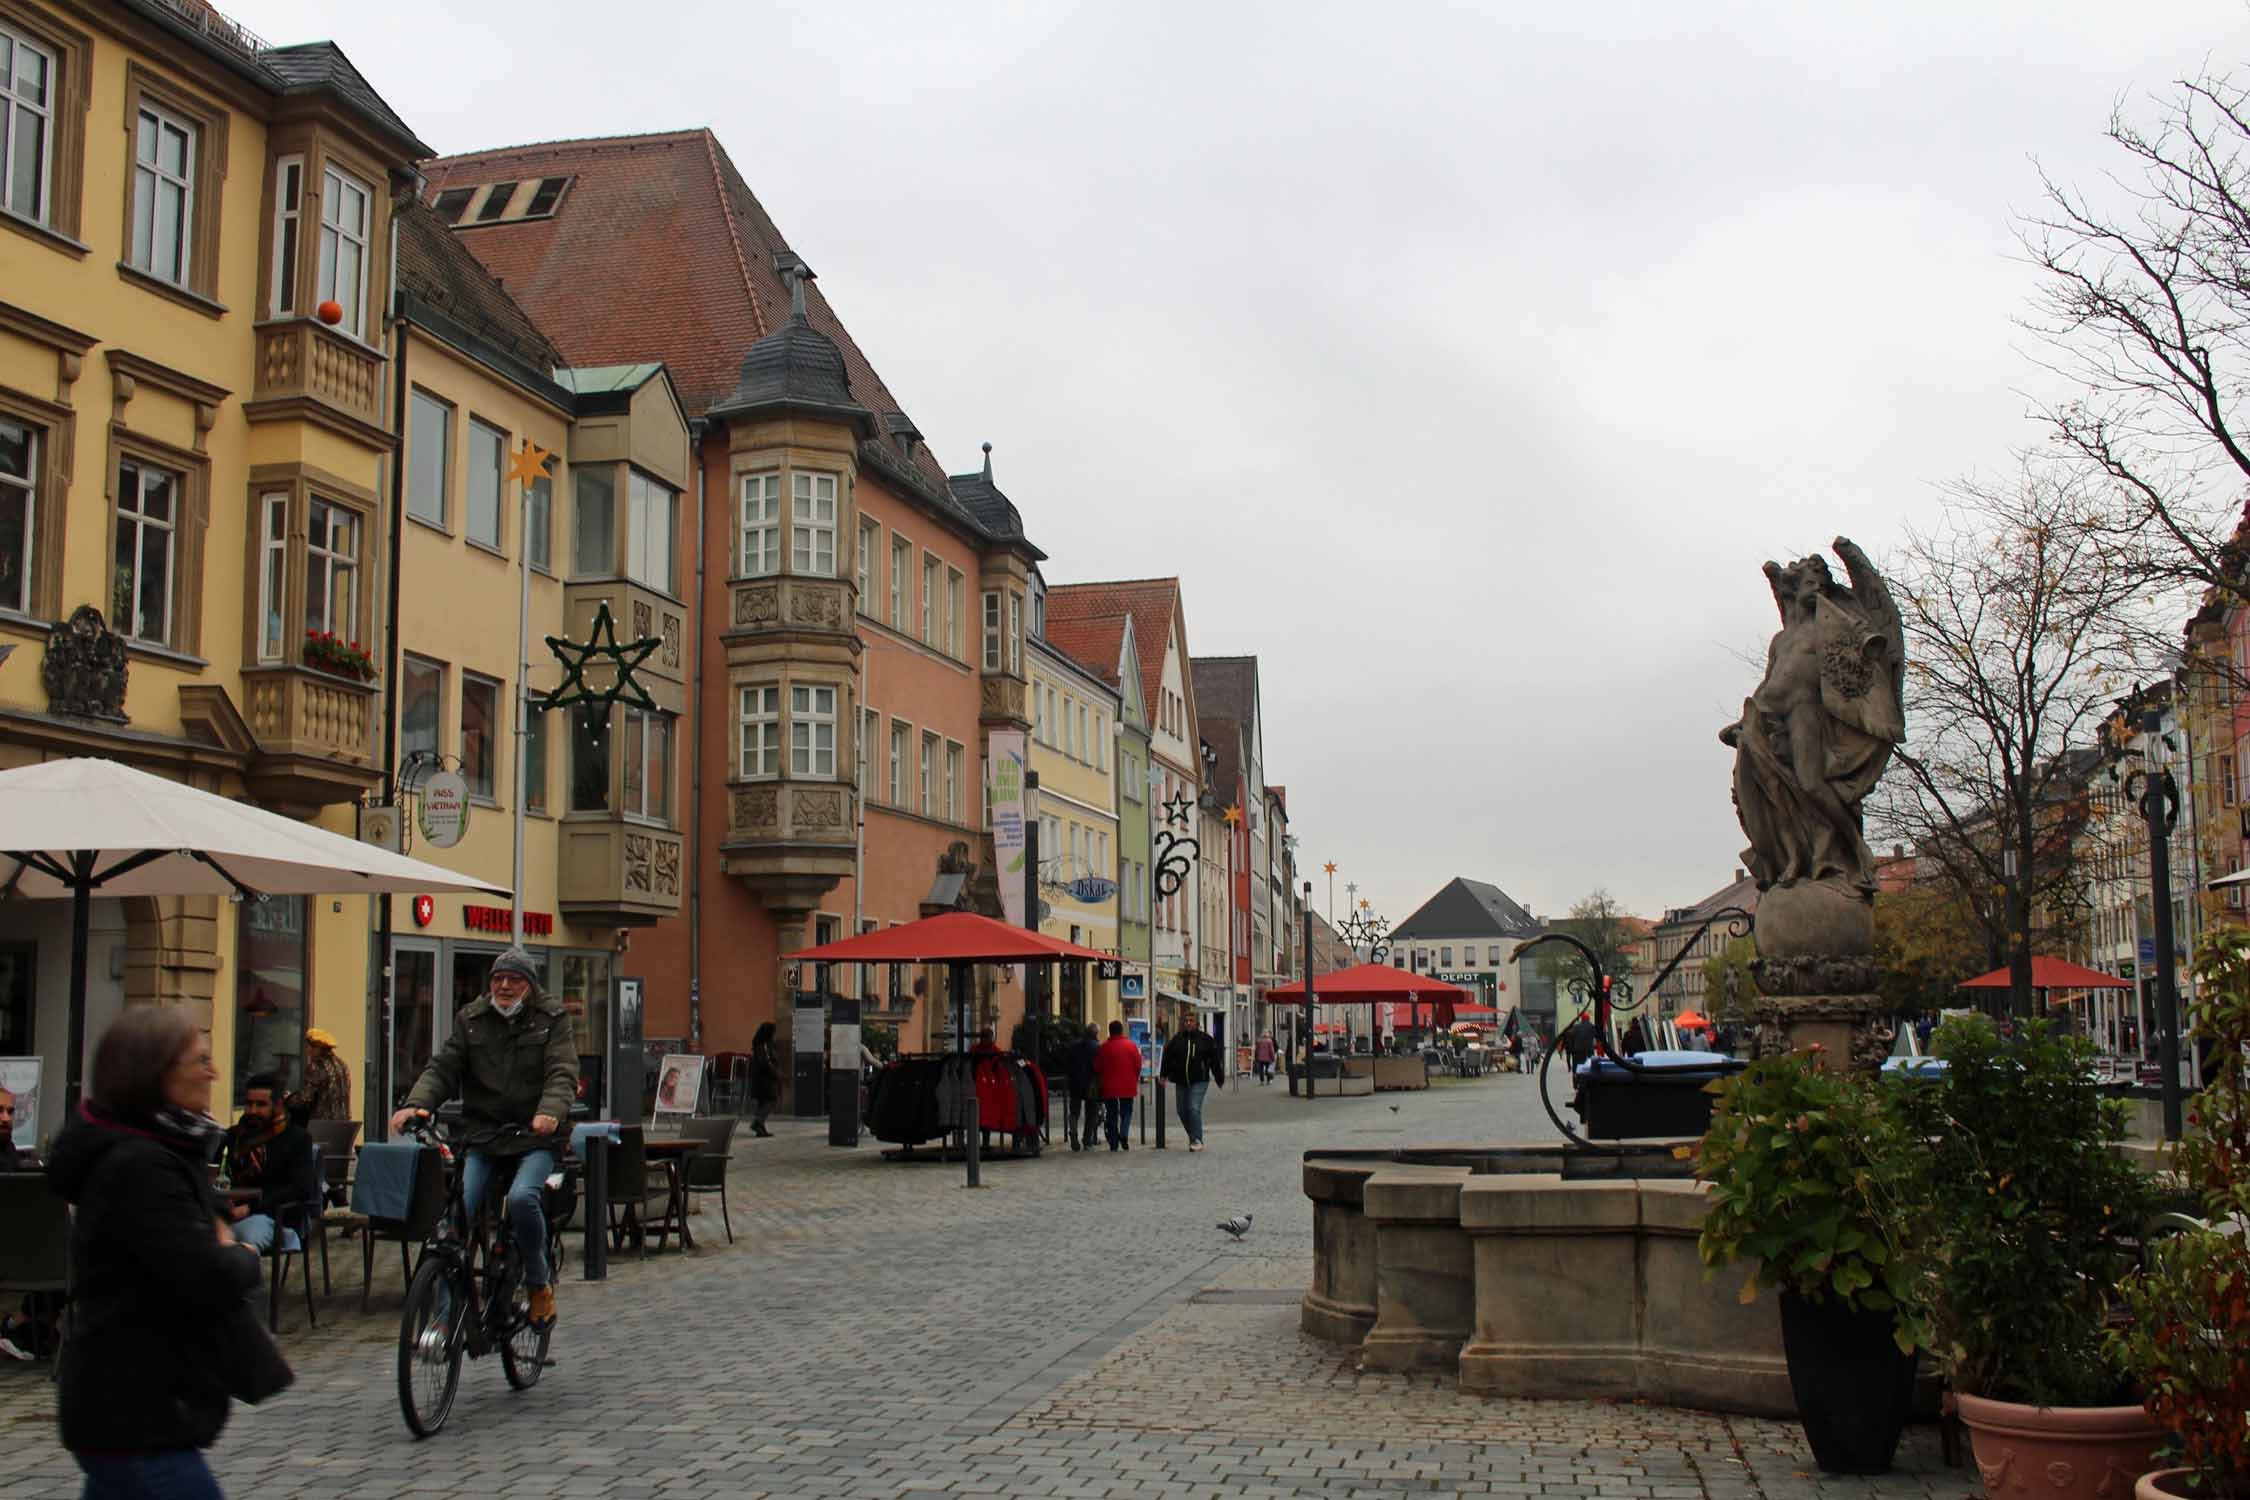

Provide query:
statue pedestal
left=1746, top=992, right=1895, bottom=1072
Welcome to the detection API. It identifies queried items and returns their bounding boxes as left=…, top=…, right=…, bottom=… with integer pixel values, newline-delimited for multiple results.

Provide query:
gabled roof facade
left=1392, top=877, right=1543, bottom=941
left=1046, top=579, right=1186, bottom=730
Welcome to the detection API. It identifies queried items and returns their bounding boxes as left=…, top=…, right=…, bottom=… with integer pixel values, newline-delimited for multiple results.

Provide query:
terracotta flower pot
left=1955, top=1392, right=2164, bottom=1500
left=2134, top=1471, right=2196, bottom=1500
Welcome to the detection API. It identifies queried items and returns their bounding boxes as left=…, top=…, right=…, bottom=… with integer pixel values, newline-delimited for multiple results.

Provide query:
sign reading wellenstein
left=988, top=731, right=1027, bottom=927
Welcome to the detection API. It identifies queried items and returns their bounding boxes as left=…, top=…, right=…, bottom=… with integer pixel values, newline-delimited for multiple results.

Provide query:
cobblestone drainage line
left=960, top=1254, right=1226, bottom=1434
left=1188, top=1289, right=1303, bottom=1305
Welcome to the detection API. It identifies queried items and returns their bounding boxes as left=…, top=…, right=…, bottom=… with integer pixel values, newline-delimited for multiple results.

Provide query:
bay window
left=791, top=470, right=836, bottom=576
left=316, top=164, right=370, bottom=337
left=255, top=492, right=285, bottom=661
left=790, top=685, right=835, bottom=777
left=740, top=472, right=778, bottom=577
left=622, top=708, right=671, bottom=821
left=305, top=496, right=357, bottom=642
left=739, top=684, right=779, bottom=779
left=268, top=155, right=301, bottom=316
left=573, top=464, right=612, bottom=575
left=629, top=471, right=675, bottom=592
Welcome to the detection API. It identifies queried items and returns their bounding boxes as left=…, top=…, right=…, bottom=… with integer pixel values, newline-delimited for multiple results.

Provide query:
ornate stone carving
left=786, top=583, right=842, bottom=628
left=732, top=785, right=779, bottom=832
left=653, top=838, right=681, bottom=897
left=734, top=584, right=779, bottom=626
left=980, top=675, right=1025, bottom=721
left=795, top=788, right=845, bottom=830
left=1745, top=994, right=1896, bottom=1071
left=1750, top=955, right=1881, bottom=997
left=622, top=833, right=653, bottom=893
left=42, top=605, right=128, bottom=721
left=632, top=600, right=653, bottom=644
left=662, top=613, right=680, bottom=669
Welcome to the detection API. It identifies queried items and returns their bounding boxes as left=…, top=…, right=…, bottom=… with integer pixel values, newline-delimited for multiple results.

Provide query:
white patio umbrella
left=0, top=757, right=507, bottom=1107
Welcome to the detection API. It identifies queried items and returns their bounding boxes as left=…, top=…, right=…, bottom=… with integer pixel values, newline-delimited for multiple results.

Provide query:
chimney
left=1891, top=844, right=1903, bottom=859
left=1734, top=868, right=1745, bottom=882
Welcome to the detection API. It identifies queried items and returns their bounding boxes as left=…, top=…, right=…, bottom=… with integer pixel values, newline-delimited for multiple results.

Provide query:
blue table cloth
left=350, top=1141, right=426, bottom=1220
left=571, top=1121, right=622, bottom=1157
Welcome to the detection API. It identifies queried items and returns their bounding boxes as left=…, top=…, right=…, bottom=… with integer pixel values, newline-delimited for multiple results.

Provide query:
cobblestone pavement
left=0, top=1072, right=1963, bottom=1500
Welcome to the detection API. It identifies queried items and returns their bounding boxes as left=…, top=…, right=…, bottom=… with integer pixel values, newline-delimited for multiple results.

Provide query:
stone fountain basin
left=1304, top=1146, right=1790, bottom=1418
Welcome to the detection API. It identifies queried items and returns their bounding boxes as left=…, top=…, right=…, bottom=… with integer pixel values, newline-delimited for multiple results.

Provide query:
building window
left=0, top=26, right=50, bottom=222
left=1439, top=946, right=1452, bottom=967
left=946, top=569, right=963, bottom=658
left=921, top=554, right=938, bottom=643
left=859, top=707, right=879, bottom=798
left=919, top=731, right=937, bottom=813
left=856, top=519, right=876, bottom=613
left=944, top=741, right=963, bottom=823
left=408, top=389, right=451, bottom=526
left=526, top=473, right=551, bottom=573
left=573, top=464, right=612, bottom=575
left=739, top=684, right=779, bottom=779
left=268, top=155, right=301, bottom=316
left=1064, top=694, right=1077, bottom=757
left=255, top=491, right=285, bottom=661
left=889, top=535, right=909, bottom=630
left=623, top=708, right=671, bottom=821
left=234, top=896, right=306, bottom=1100
left=982, top=590, right=1001, bottom=670
left=889, top=720, right=908, bottom=808
left=791, top=470, right=836, bottom=576
left=129, top=102, right=195, bottom=286
left=1489, top=944, right=1504, bottom=965
left=316, top=164, right=370, bottom=337
left=524, top=707, right=548, bottom=814
left=401, top=654, right=442, bottom=767
left=790, top=685, right=835, bottom=777
left=304, top=496, right=358, bottom=645
left=460, top=674, right=500, bottom=799
left=113, top=457, right=178, bottom=646
left=1007, top=594, right=1022, bottom=674
left=628, top=470, right=675, bottom=592
left=1077, top=703, right=1089, bottom=761
left=570, top=702, right=608, bottom=811
left=739, top=472, right=778, bottom=578
left=476, top=180, right=518, bottom=221
left=466, top=418, right=504, bottom=549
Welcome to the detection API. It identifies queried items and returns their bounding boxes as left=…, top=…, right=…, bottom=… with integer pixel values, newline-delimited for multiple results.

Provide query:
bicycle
left=393, top=1114, right=566, bottom=1438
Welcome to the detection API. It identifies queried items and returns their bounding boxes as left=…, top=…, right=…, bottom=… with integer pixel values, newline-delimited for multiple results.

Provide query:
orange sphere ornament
left=316, top=299, right=344, bottom=326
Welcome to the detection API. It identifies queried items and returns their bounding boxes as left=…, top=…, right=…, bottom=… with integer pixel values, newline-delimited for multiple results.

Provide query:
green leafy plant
left=303, top=630, right=376, bottom=682
left=1693, top=1049, right=1915, bottom=1320
left=1883, top=1014, right=2158, bottom=1407
left=2107, top=927, right=2250, bottom=1496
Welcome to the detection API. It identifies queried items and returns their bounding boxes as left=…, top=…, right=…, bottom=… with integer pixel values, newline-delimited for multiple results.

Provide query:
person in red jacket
left=1093, top=1020, right=1143, bottom=1151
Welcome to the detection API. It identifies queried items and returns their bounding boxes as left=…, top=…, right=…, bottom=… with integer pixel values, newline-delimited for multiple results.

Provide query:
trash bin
left=1570, top=1049, right=1746, bottom=1138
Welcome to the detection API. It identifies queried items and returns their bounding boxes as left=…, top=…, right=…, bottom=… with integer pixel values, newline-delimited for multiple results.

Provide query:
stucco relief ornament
left=43, top=604, right=129, bottom=722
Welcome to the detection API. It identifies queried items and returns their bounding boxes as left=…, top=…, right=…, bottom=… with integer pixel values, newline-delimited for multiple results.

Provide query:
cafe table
left=640, top=1136, right=700, bottom=1251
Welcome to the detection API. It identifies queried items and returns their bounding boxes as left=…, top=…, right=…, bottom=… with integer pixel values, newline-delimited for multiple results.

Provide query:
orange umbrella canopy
left=1674, top=1011, right=1712, bottom=1029
left=1957, top=956, right=2132, bottom=991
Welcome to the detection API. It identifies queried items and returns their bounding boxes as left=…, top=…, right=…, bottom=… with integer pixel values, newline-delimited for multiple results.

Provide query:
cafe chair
left=262, top=1146, right=321, bottom=1332
left=605, top=1126, right=661, bottom=1261
left=0, top=1173, right=68, bottom=1379
left=305, top=1119, right=360, bottom=1208
left=677, top=1116, right=739, bottom=1244
left=351, top=1142, right=448, bottom=1312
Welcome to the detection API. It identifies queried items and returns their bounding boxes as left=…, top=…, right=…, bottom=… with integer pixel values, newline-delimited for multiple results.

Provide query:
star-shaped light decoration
left=539, top=600, right=661, bottom=715
left=1322, top=861, right=1337, bottom=876
left=1222, top=804, right=1243, bottom=828
left=1360, top=898, right=1371, bottom=910
left=506, top=440, right=554, bottom=491
left=1162, top=788, right=1196, bottom=830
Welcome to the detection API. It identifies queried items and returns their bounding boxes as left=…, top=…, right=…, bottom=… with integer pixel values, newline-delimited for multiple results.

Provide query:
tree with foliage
left=1700, top=936, right=1761, bottom=1024
left=1871, top=880, right=1990, bottom=1017
left=1536, top=889, right=1642, bottom=1001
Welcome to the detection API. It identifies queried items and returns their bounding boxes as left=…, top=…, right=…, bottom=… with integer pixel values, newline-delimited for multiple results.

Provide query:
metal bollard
left=1154, top=1077, right=1166, bottom=1149
left=582, top=1133, right=608, bottom=1282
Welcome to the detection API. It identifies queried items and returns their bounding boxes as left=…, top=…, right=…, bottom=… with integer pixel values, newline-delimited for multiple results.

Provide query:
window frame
left=859, top=706, right=880, bottom=799
left=982, top=590, right=1002, bottom=671
left=627, top=468, right=676, bottom=594
left=524, top=704, right=549, bottom=815
left=302, top=493, right=359, bottom=646
left=460, top=671, right=502, bottom=803
left=855, top=518, right=877, bottom=615
left=465, top=415, right=506, bottom=552
left=0, top=15, right=59, bottom=231
left=0, top=411, right=40, bottom=617
left=918, top=729, right=937, bottom=814
left=888, top=718, right=909, bottom=809
left=117, top=64, right=227, bottom=309
left=407, top=387, right=453, bottom=529
left=921, top=551, right=939, bottom=644
left=400, top=653, right=445, bottom=769
left=739, top=471, right=779, bottom=579
left=315, top=161, right=371, bottom=338
left=790, top=469, right=837, bottom=577
left=526, top=471, right=552, bottom=575
left=738, top=683, right=780, bottom=781
left=266, top=153, right=302, bottom=318
left=111, top=452, right=181, bottom=648
left=889, top=533, right=910, bottom=631
left=572, top=462, right=614, bottom=577
left=622, top=706, right=672, bottom=823
left=128, top=98, right=195, bottom=288
left=945, top=568, right=963, bottom=659
left=944, top=740, right=963, bottom=824
left=789, top=684, right=836, bottom=778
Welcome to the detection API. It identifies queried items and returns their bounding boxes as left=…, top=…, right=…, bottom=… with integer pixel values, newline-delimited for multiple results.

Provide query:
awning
left=786, top=910, right=1113, bottom=964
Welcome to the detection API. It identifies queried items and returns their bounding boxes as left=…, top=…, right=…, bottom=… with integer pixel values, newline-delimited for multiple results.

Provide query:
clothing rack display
left=865, top=1052, right=1048, bottom=1159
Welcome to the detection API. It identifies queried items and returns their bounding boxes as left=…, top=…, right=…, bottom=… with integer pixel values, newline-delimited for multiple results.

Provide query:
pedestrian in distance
left=1094, top=1020, right=1141, bottom=1150
left=1562, top=1014, right=1597, bottom=1071
left=1254, top=1031, right=1277, bottom=1086
left=298, top=1027, right=352, bottom=1121
left=47, top=1007, right=276, bottom=1499
left=1621, top=1015, right=1649, bottom=1057
left=1160, top=1013, right=1225, bottom=1152
left=1065, top=1025, right=1101, bottom=1151
left=749, top=1021, right=780, bottom=1138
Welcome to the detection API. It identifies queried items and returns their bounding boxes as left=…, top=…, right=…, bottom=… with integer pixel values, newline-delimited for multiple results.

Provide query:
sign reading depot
left=418, top=769, right=471, bottom=849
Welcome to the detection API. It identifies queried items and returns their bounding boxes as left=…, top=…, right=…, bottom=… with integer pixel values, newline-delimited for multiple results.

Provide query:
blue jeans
left=1176, top=1080, right=1210, bottom=1144
left=1102, top=1096, right=1134, bottom=1146
left=77, top=1450, right=223, bottom=1499
left=461, top=1148, right=557, bottom=1288
left=233, top=1212, right=277, bottom=1254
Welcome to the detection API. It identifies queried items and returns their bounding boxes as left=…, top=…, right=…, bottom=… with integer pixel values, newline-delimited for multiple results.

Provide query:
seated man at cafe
left=220, top=1072, right=320, bottom=1254
left=1, top=1083, right=58, bottom=1361
left=0, top=1083, right=33, bottom=1170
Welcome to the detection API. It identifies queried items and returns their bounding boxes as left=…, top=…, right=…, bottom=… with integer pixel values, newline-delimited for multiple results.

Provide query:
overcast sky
left=253, top=0, right=2249, bottom=927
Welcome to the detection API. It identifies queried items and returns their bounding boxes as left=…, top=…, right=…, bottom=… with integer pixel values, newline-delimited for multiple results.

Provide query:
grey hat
left=488, top=947, right=541, bottom=987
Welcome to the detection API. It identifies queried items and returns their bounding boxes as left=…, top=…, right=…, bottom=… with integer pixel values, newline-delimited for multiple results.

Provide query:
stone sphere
left=1754, top=881, right=1874, bottom=959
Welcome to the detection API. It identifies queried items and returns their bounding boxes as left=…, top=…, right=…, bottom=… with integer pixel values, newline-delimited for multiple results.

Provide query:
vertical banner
left=988, top=730, right=1028, bottom=930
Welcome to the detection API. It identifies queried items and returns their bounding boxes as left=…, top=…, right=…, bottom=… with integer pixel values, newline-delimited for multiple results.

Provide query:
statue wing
left=1818, top=540, right=1906, bottom=745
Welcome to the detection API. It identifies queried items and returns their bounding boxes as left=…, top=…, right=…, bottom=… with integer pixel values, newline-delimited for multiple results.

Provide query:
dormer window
left=435, top=175, right=575, bottom=227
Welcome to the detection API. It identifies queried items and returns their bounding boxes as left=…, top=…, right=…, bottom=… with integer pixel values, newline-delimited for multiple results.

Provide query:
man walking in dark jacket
left=1065, top=1027, right=1100, bottom=1151
left=1160, top=1013, right=1225, bottom=1152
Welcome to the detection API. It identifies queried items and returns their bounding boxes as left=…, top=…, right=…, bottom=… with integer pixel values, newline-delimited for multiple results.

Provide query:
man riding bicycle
left=390, top=947, right=576, bottom=1329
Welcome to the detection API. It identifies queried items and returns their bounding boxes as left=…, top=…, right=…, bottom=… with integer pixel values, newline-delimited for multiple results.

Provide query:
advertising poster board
left=653, top=1053, right=704, bottom=1116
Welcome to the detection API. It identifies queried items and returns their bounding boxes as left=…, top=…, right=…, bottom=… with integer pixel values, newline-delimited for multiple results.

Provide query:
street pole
left=2140, top=707, right=2184, bottom=1142
left=1024, top=769, right=1046, bottom=1140
left=511, top=466, right=532, bottom=950
left=1302, top=880, right=1315, bottom=1100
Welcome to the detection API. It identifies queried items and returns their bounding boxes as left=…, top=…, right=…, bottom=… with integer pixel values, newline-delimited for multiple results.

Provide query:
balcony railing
left=252, top=320, right=384, bottom=434
left=239, top=664, right=378, bottom=811
left=148, top=0, right=269, bottom=56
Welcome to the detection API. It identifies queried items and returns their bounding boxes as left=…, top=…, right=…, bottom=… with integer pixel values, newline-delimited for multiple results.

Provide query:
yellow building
left=1027, top=574, right=1122, bottom=1027
left=382, top=200, right=689, bottom=1121
left=0, top=0, right=427, bottom=1139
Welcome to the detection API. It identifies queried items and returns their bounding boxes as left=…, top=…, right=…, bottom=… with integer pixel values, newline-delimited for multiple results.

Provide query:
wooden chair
left=0, top=1173, right=67, bottom=1379
left=677, top=1117, right=738, bottom=1244
left=261, top=1146, right=322, bottom=1331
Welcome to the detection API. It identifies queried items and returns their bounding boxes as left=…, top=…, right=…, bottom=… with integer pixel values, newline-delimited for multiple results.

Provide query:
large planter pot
left=1955, top=1392, right=2164, bottom=1500
left=1777, top=1289, right=1915, bottom=1473
left=2134, top=1471, right=2197, bottom=1500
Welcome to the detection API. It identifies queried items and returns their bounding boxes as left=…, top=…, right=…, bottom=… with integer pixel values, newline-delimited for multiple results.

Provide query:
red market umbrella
left=1266, top=963, right=1473, bottom=1002
left=1957, top=956, right=2132, bottom=992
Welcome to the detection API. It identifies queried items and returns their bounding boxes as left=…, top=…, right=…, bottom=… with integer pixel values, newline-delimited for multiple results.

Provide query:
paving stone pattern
left=0, top=1073, right=1963, bottom=1499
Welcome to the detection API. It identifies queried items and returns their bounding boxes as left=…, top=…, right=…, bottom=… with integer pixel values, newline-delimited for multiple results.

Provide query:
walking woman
left=48, top=1007, right=267, bottom=1498
left=749, top=1021, right=780, bottom=1137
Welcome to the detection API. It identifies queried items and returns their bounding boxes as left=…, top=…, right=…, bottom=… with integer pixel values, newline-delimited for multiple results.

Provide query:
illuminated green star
left=539, top=601, right=661, bottom=715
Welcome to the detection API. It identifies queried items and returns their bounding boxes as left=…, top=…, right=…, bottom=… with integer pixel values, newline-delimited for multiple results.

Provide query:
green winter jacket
left=404, top=992, right=579, bottom=1154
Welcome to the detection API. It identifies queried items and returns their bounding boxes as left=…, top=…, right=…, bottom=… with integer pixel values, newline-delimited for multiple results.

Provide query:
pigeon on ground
left=1218, top=1212, right=1254, bottom=1240
left=1388, top=1104, right=1400, bottom=1113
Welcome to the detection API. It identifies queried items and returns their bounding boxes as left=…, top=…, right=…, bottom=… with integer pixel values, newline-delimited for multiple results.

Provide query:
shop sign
left=412, top=894, right=435, bottom=927
left=418, top=770, right=470, bottom=849
left=1096, top=959, right=1122, bottom=981
left=1120, top=969, right=1147, bottom=1000
left=465, top=904, right=553, bottom=937
left=1068, top=876, right=1118, bottom=904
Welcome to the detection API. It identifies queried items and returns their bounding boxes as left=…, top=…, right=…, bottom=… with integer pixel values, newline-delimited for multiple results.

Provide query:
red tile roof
left=1043, top=613, right=1127, bottom=692
left=1046, top=579, right=1185, bottom=729
left=423, top=129, right=950, bottom=493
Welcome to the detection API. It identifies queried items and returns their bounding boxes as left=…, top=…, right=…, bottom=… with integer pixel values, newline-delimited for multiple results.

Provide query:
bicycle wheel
left=397, top=1253, right=466, bottom=1438
left=498, top=1244, right=552, bottom=1391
